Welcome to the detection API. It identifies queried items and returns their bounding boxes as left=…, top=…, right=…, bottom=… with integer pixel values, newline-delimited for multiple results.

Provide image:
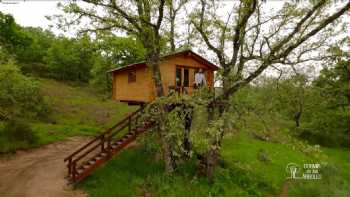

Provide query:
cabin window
left=176, top=68, right=182, bottom=86
left=128, top=70, right=136, bottom=83
left=183, top=68, right=189, bottom=87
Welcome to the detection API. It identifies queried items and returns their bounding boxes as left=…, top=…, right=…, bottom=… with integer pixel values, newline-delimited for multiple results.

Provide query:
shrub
left=0, top=118, right=38, bottom=153
left=299, top=108, right=350, bottom=147
left=2, top=118, right=38, bottom=144
left=0, top=60, right=51, bottom=120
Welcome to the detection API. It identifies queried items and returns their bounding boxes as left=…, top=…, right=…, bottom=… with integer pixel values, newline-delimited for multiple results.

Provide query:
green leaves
left=0, top=60, right=50, bottom=120
left=44, top=35, right=96, bottom=82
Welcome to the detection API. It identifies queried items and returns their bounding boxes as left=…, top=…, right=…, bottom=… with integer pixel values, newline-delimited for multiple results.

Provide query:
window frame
left=128, top=70, right=136, bottom=83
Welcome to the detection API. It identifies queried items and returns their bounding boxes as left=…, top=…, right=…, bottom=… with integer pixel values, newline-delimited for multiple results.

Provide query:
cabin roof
left=107, top=49, right=219, bottom=73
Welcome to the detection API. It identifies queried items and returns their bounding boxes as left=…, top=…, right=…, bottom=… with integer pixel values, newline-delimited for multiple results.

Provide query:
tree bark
left=161, top=105, right=178, bottom=173
left=202, top=77, right=233, bottom=183
left=206, top=148, right=219, bottom=184
left=170, top=15, right=176, bottom=52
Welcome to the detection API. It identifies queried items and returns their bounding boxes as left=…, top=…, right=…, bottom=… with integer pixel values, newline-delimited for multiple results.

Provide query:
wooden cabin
left=108, top=50, right=219, bottom=104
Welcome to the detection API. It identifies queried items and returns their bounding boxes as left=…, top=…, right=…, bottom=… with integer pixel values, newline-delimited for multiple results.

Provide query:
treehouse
left=108, top=50, right=219, bottom=104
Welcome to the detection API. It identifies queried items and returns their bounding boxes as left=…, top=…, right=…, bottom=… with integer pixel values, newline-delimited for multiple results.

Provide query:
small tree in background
left=90, top=35, right=146, bottom=92
left=190, top=0, right=350, bottom=182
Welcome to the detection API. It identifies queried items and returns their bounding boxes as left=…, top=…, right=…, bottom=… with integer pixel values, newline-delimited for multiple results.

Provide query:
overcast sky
left=1, top=0, right=346, bottom=34
left=0, top=0, right=287, bottom=36
left=0, top=1, right=64, bottom=35
left=1, top=0, right=348, bottom=80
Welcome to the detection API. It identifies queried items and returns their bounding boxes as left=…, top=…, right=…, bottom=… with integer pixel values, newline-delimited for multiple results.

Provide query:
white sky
left=0, top=0, right=346, bottom=35
left=1, top=0, right=348, bottom=82
left=0, top=1, right=65, bottom=35
left=0, top=0, right=287, bottom=36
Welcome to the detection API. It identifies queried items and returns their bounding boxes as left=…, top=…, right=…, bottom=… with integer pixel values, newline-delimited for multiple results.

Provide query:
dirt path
left=277, top=180, right=290, bottom=197
left=0, top=137, right=89, bottom=197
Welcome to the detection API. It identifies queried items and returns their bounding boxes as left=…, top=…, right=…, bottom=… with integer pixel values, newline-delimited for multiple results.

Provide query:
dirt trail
left=277, top=180, right=290, bottom=197
left=0, top=137, right=89, bottom=197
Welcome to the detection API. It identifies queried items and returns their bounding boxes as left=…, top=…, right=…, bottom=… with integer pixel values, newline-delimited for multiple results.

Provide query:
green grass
left=0, top=78, right=135, bottom=152
left=221, top=133, right=311, bottom=191
left=78, top=132, right=318, bottom=197
left=32, top=78, right=135, bottom=144
left=78, top=132, right=350, bottom=197
left=323, top=148, right=350, bottom=182
left=78, top=141, right=249, bottom=197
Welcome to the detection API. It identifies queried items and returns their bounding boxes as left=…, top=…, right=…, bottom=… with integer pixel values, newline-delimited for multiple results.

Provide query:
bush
left=45, top=35, right=96, bottom=82
left=0, top=60, right=51, bottom=120
left=0, top=118, right=38, bottom=153
left=2, top=118, right=37, bottom=144
left=299, top=108, right=350, bottom=147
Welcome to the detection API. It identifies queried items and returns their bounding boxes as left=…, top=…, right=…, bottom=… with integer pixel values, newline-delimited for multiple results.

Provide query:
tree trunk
left=294, top=111, right=301, bottom=127
left=149, top=61, right=164, bottom=97
left=158, top=106, right=176, bottom=173
left=170, top=16, right=176, bottom=52
left=206, top=148, right=219, bottom=184
left=183, top=105, right=193, bottom=159
left=202, top=77, right=232, bottom=183
left=159, top=125, right=175, bottom=173
left=141, top=31, right=174, bottom=173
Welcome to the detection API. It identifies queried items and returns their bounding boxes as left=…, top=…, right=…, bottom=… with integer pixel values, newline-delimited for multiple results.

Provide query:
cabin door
left=175, top=66, right=193, bottom=95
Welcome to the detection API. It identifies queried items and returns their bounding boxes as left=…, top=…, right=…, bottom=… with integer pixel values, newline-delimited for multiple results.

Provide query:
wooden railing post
left=101, top=134, right=105, bottom=152
left=64, top=104, right=151, bottom=183
left=68, top=158, right=72, bottom=176
left=107, top=136, right=111, bottom=156
left=72, top=162, right=77, bottom=182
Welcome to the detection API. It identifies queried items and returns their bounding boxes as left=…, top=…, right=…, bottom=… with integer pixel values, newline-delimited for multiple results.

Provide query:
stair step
left=65, top=104, right=155, bottom=183
left=95, top=156, right=102, bottom=160
left=136, top=127, right=145, bottom=132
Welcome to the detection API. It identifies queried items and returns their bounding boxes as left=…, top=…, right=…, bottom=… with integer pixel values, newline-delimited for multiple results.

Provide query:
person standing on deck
left=194, top=68, right=207, bottom=88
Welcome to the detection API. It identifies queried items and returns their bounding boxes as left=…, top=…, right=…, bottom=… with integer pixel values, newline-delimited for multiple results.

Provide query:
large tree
left=57, top=0, right=192, bottom=173
left=58, top=0, right=168, bottom=96
left=191, top=0, right=350, bottom=182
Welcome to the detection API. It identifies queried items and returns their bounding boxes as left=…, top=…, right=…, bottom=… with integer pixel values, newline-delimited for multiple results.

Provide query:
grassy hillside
left=0, top=78, right=135, bottom=152
left=1, top=78, right=349, bottom=196
left=34, top=78, right=136, bottom=144
left=77, top=132, right=350, bottom=197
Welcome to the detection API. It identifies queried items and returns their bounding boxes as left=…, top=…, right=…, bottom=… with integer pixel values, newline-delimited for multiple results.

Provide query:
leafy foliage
left=3, top=118, right=38, bottom=144
left=0, top=12, right=32, bottom=60
left=300, top=58, right=350, bottom=147
left=0, top=60, right=50, bottom=120
left=90, top=35, right=145, bottom=91
left=45, top=35, right=96, bottom=82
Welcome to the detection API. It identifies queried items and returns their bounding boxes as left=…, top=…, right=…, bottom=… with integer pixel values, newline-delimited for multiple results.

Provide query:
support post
left=101, top=135, right=105, bottom=152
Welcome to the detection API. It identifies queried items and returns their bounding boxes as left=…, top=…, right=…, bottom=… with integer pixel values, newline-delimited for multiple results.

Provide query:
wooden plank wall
left=114, top=66, right=153, bottom=102
left=113, top=55, right=216, bottom=102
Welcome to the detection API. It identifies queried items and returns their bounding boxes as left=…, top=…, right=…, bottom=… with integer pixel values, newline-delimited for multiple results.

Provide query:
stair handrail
left=64, top=105, right=145, bottom=162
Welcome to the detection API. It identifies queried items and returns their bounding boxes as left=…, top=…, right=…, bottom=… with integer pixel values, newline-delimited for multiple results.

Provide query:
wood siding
left=112, top=54, right=216, bottom=103
left=113, top=65, right=153, bottom=102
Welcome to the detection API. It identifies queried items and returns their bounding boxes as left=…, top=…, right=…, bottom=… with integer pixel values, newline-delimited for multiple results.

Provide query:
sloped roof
left=107, top=49, right=219, bottom=73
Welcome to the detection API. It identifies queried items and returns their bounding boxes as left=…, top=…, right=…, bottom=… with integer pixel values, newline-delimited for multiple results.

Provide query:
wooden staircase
left=64, top=105, right=154, bottom=183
